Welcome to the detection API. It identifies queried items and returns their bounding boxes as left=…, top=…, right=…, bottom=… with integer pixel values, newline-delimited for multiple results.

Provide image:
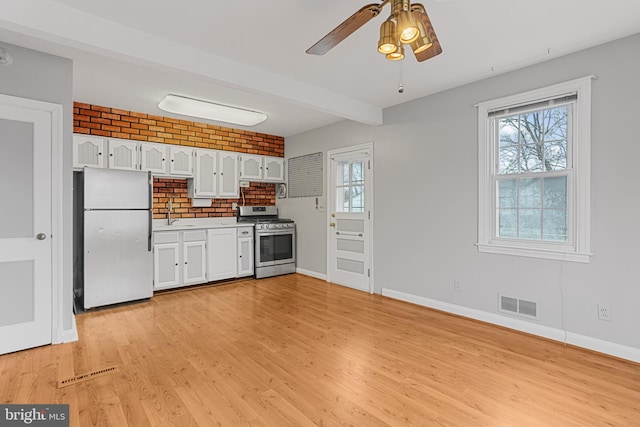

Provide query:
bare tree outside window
left=496, top=105, right=570, bottom=241
left=336, top=160, right=365, bottom=213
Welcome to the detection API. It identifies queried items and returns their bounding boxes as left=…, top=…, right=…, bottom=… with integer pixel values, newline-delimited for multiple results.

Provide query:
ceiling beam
left=0, top=0, right=383, bottom=126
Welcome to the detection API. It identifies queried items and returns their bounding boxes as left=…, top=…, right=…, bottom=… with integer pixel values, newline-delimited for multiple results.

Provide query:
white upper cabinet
left=73, top=134, right=106, bottom=169
left=107, top=138, right=139, bottom=171
left=140, top=142, right=167, bottom=174
left=189, top=149, right=238, bottom=199
left=140, top=142, right=193, bottom=177
left=239, top=154, right=263, bottom=181
left=263, top=156, right=285, bottom=182
left=168, top=146, right=194, bottom=177
left=189, top=149, right=217, bottom=198
left=218, top=151, right=239, bottom=198
left=239, top=154, right=285, bottom=182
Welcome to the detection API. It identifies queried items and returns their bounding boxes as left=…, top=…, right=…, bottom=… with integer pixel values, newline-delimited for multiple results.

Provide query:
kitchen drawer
left=154, top=231, right=179, bottom=244
left=237, top=227, right=253, bottom=238
left=183, top=229, right=207, bottom=242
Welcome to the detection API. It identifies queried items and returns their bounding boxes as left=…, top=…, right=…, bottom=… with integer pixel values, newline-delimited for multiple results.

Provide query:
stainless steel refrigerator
left=73, top=167, right=153, bottom=310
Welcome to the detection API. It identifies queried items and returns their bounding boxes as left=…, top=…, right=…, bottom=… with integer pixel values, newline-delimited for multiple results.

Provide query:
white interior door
left=0, top=100, right=52, bottom=354
left=327, top=144, right=373, bottom=293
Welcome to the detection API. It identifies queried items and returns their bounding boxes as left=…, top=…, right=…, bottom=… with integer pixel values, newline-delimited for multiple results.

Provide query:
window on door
left=336, top=160, right=365, bottom=213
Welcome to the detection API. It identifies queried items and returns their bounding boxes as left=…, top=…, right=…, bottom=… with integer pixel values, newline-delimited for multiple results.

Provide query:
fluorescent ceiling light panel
left=158, top=94, right=267, bottom=126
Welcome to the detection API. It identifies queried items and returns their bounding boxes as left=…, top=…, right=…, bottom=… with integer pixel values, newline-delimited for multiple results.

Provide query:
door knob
left=36, top=233, right=47, bottom=240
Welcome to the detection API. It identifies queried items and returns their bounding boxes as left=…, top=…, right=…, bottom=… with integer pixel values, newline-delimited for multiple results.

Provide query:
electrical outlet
left=239, top=181, right=250, bottom=188
left=454, top=280, right=462, bottom=292
left=597, top=304, right=611, bottom=321
left=231, top=202, right=238, bottom=210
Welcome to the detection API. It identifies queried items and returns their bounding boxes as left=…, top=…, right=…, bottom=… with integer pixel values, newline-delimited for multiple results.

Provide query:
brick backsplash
left=73, top=102, right=282, bottom=219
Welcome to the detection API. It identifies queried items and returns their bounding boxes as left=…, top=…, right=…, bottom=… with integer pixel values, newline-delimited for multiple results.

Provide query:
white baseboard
left=296, top=268, right=327, bottom=281
left=381, top=288, right=640, bottom=364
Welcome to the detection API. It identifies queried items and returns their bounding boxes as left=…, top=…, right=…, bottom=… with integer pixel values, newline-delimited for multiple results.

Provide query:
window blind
left=488, top=94, right=577, bottom=118
left=288, top=152, right=323, bottom=198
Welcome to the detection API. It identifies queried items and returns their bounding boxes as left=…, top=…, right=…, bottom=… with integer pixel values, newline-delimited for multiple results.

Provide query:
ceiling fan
left=306, top=0, right=442, bottom=62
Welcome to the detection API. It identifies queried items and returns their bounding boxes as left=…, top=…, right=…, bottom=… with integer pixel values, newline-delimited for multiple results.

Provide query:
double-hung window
left=477, top=77, right=593, bottom=262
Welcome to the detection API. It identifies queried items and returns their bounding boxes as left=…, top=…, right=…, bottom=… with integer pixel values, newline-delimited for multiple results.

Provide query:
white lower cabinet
left=154, top=230, right=207, bottom=290
left=237, top=227, right=254, bottom=277
left=154, top=242, right=180, bottom=289
left=207, top=228, right=238, bottom=281
left=182, top=231, right=207, bottom=284
left=155, top=226, right=254, bottom=291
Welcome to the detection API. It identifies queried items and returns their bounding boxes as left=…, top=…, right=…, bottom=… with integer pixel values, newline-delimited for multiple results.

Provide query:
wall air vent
left=498, top=294, right=538, bottom=319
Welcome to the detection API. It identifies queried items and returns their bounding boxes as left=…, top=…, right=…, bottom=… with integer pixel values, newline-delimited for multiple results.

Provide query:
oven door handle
left=256, top=230, right=295, bottom=236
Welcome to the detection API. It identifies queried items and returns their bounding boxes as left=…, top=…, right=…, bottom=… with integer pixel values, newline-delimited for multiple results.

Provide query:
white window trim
left=477, top=76, right=595, bottom=263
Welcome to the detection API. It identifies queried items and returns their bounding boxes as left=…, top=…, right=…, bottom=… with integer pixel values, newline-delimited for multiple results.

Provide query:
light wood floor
left=1, top=274, right=639, bottom=426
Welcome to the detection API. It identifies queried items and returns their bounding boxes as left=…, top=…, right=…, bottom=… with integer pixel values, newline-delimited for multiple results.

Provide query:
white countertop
left=153, top=217, right=252, bottom=232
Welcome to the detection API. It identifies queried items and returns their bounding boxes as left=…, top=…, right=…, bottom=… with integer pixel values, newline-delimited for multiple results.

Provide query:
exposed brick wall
left=154, top=179, right=275, bottom=219
left=73, top=102, right=283, bottom=219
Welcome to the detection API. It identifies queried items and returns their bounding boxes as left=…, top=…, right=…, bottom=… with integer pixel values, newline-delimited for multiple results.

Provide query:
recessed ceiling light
left=157, top=94, right=267, bottom=126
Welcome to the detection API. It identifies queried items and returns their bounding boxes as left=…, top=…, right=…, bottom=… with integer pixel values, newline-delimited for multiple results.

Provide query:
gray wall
left=279, top=32, right=640, bottom=351
left=0, top=42, right=74, bottom=333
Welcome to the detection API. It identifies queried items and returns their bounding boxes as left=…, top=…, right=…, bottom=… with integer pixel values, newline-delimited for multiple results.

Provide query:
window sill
left=477, top=243, right=591, bottom=263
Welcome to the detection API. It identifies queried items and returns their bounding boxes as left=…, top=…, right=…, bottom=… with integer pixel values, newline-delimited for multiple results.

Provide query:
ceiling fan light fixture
left=396, top=10, right=420, bottom=44
left=386, top=43, right=405, bottom=61
left=158, top=94, right=267, bottom=126
left=306, top=0, right=442, bottom=64
left=377, top=18, right=398, bottom=54
left=410, top=19, right=432, bottom=54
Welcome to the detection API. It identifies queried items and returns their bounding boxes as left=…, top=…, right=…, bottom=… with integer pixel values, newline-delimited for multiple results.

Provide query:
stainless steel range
left=237, top=206, right=296, bottom=278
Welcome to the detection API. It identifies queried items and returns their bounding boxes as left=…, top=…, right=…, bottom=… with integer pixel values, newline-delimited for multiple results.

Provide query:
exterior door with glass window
left=0, top=97, right=52, bottom=354
left=328, top=145, right=372, bottom=293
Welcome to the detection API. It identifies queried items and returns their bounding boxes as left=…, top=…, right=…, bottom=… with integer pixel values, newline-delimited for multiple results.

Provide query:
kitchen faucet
left=167, top=198, right=178, bottom=225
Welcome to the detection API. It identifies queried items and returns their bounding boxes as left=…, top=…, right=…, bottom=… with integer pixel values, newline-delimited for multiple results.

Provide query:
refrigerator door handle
left=147, top=171, right=153, bottom=209
left=148, top=209, right=153, bottom=252
left=148, top=171, right=153, bottom=252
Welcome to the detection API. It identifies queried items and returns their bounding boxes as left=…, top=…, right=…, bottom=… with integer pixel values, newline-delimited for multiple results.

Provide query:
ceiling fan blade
left=306, top=3, right=383, bottom=55
left=411, top=4, right=443, bottom=62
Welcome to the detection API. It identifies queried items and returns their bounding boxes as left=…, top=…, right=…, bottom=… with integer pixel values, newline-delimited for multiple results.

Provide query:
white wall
left=0, top=42, right=74, bottom=335
left=279, top=32, right=640, bottom=355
